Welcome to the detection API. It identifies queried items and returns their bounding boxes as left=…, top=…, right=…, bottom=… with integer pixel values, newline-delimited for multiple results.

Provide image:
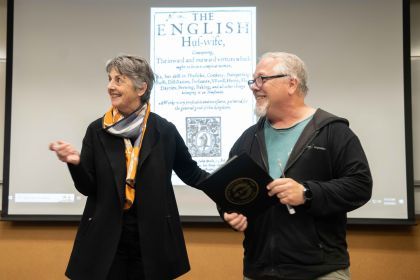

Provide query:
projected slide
left=151, top=7, right=256, bottom=180
left=150, top=7, right=256, bottom=216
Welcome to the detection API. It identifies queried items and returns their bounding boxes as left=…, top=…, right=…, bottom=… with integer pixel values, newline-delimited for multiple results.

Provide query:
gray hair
left=106, top=55, right=155, bottom=103
left=260, top=52, right=308, bottom=95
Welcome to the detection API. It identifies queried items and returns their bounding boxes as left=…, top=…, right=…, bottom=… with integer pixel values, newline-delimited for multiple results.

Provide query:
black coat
left=229, top=109, right=373, bottom=279
left=65, top=113, right=208, bottom=280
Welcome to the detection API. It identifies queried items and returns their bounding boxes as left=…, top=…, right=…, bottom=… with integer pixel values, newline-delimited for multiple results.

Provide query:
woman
left=49, top=55, right=208, bottom=280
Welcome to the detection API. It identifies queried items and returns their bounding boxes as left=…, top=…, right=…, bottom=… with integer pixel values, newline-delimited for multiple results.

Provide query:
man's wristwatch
left=303, top=185, right=313, bottom=203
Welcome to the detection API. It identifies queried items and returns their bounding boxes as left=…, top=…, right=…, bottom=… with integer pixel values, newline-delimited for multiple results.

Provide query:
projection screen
left=2, top=0, right=414, bottom=224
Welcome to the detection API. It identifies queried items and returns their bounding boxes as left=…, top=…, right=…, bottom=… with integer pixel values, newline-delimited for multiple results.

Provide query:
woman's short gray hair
left=260, top=52, right=309, bottom=95
left=106, top=55, right=155, bottom=103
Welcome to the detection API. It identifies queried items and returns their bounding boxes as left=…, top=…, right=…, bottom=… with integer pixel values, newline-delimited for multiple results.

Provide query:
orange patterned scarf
left=103, top=102, right=151, bottom=210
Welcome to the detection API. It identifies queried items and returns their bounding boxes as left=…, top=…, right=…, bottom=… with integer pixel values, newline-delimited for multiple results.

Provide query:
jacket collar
left=255, top=108, right=348, bottom=171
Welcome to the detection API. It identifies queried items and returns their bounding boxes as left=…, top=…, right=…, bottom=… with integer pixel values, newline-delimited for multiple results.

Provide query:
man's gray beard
left=254, top=101, right=269, bottom=118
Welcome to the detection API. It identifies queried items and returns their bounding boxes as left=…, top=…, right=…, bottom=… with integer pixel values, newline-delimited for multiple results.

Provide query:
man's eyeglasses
left=247, top=74, right=289, bottom=89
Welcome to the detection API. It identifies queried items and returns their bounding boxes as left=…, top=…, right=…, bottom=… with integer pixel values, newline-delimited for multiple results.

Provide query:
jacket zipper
left=255, top=131, right=277, bottom=272
left=254, top=128, right=320, bottom=273
left=254, top=133, right=269, bottom=172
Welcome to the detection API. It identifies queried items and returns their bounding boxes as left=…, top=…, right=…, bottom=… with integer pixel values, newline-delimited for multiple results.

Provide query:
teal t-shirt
left=264, top=115, right=313, bottom=179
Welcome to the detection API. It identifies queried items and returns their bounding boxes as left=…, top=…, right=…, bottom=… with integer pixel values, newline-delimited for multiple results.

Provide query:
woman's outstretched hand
left=49, top=140, right=80, bottom=165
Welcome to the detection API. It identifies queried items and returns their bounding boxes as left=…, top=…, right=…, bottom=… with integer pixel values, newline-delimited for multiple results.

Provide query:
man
left=223, top=52, right=372, bottom=280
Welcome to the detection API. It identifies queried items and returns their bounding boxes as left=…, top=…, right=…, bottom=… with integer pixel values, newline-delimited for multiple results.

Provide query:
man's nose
left=250, top=83, right=259, bottom=91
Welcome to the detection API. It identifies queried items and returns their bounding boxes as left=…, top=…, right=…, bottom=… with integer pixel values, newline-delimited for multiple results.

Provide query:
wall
left=0, top=1, right=420, bottom=280
left=1, top=220, right=420, bottom=280
left=412, top=0, right=420, bottom=185
left=411, top=0, right=420, bottom=213
left=0, top=0, right=6, bottom=211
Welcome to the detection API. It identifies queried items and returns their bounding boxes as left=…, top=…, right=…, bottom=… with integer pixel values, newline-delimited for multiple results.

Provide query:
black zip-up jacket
left=229, top=109, right=372, bottom=280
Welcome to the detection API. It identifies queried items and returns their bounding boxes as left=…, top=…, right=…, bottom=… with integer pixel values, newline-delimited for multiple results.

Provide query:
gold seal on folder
left=225, top=178, right=259, bottom=205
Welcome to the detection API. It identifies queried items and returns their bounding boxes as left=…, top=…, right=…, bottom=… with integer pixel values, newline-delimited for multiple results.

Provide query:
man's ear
left=288, top=77, right=299, bottom=95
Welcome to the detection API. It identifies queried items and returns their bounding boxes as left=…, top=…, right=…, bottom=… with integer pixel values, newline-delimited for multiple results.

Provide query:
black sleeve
left=67, top=123, right=97, bottom=196
left=305, top=124, right=373, bottom=216
left=172, top=124, right=209, bottom=188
